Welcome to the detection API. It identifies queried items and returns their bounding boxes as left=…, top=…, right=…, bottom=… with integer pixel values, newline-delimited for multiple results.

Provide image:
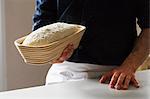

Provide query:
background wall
left=5, top=0, right=50, bottom=90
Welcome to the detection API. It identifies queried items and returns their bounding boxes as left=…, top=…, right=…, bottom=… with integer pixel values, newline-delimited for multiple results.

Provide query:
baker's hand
left=99, top=66, right=140, bottom=90
left=52, top=44, right=74, bottom=63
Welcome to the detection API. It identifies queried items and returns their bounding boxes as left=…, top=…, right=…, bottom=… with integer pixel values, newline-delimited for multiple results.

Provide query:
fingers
left=100, top=72, right=140, bottom=90
left=131, top=77, right=140, bottom=88
left=122, top=75, right=132, bottom=90
left=66, top=44, right=74, bottom=58
left=99, top=71, right=113, bottom=83
left=59, top=43, right=74, bottom=61
left=112, top=73, right=125, bottom=89
left=109, top=72, right=120, bottom=88
left=52, top=44, right=74, bottom=63
left=115, top=75, right=140, bottom=90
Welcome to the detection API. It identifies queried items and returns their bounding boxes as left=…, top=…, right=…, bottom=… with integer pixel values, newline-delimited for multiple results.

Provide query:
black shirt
left=33, top=0, right=149, bottom=65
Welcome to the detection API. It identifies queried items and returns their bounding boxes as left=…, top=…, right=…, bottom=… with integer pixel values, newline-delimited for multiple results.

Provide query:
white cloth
left=46, top=61, right=117, bottom=85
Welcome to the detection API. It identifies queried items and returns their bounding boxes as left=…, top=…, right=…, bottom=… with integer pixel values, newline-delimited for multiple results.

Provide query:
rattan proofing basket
left=14, top=25, right=86, bottom=65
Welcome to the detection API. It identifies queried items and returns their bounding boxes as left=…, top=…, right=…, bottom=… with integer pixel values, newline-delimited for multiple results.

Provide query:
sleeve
left=136, top=0, right=150, bottom=29
left=32, top=0, right=58, bottom=31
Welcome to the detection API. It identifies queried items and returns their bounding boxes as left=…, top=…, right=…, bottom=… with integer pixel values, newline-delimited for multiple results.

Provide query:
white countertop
left=0, top=70, right=150, bottom=99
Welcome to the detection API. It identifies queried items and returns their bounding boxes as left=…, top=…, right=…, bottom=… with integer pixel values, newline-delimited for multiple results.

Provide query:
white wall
left=5, top=0, right=51, bottom=90
left=0, top=0, right=7, bottom=91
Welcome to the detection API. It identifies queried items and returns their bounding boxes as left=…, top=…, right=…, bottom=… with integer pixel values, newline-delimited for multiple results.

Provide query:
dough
left=22, top=22, right=79, bottom=46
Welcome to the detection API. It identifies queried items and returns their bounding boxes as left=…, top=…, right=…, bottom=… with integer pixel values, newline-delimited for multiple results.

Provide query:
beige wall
left=5, top=0, right=50, bottom=90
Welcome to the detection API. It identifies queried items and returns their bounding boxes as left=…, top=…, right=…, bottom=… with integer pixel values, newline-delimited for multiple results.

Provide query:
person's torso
left=58, top=0, right=138, bottom=65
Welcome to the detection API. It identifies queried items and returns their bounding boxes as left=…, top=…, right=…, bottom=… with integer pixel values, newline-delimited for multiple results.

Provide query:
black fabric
left=33, top=0, right=149, bottom=65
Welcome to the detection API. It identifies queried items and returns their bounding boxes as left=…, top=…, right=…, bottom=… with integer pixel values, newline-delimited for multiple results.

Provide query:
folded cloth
left=46, top=61, right=117, bottom=85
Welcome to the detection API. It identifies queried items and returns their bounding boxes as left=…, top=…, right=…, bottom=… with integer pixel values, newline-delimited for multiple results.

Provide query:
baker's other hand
left=99, top=66, right=139, bottom=90
left=52, top=43, right=74, bottom=64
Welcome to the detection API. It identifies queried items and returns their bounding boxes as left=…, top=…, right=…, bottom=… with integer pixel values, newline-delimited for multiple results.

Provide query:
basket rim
left=14, top=25, right=86, bottom=48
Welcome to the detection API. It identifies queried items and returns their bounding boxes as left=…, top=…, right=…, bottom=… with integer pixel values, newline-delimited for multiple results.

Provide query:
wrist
left=120, top=60, right=138, bottom=73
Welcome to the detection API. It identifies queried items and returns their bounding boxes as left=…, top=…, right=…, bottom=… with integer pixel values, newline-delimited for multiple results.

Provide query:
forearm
left=121, top=28, right=150, bottom=72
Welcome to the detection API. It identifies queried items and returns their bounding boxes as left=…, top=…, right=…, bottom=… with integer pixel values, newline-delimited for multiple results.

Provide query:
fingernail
left=115, top=85, right=121, bottom=90
left=123, top=86, right=128, bottom=90
left=59, top=57, right=65, bottom=61
left=109, top=84, right=114, bottom=88
left=136, top=85, right=140, bottom=88
left=99, top=80, right=104, bottom=83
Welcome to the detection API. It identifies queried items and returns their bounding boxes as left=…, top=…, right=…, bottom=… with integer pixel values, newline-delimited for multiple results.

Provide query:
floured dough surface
left=22, top=22, right=79, bottom=46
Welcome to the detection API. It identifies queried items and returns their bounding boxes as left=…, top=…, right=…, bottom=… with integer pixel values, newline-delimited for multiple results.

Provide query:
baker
left=32, top=0, right=149, bottom=90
